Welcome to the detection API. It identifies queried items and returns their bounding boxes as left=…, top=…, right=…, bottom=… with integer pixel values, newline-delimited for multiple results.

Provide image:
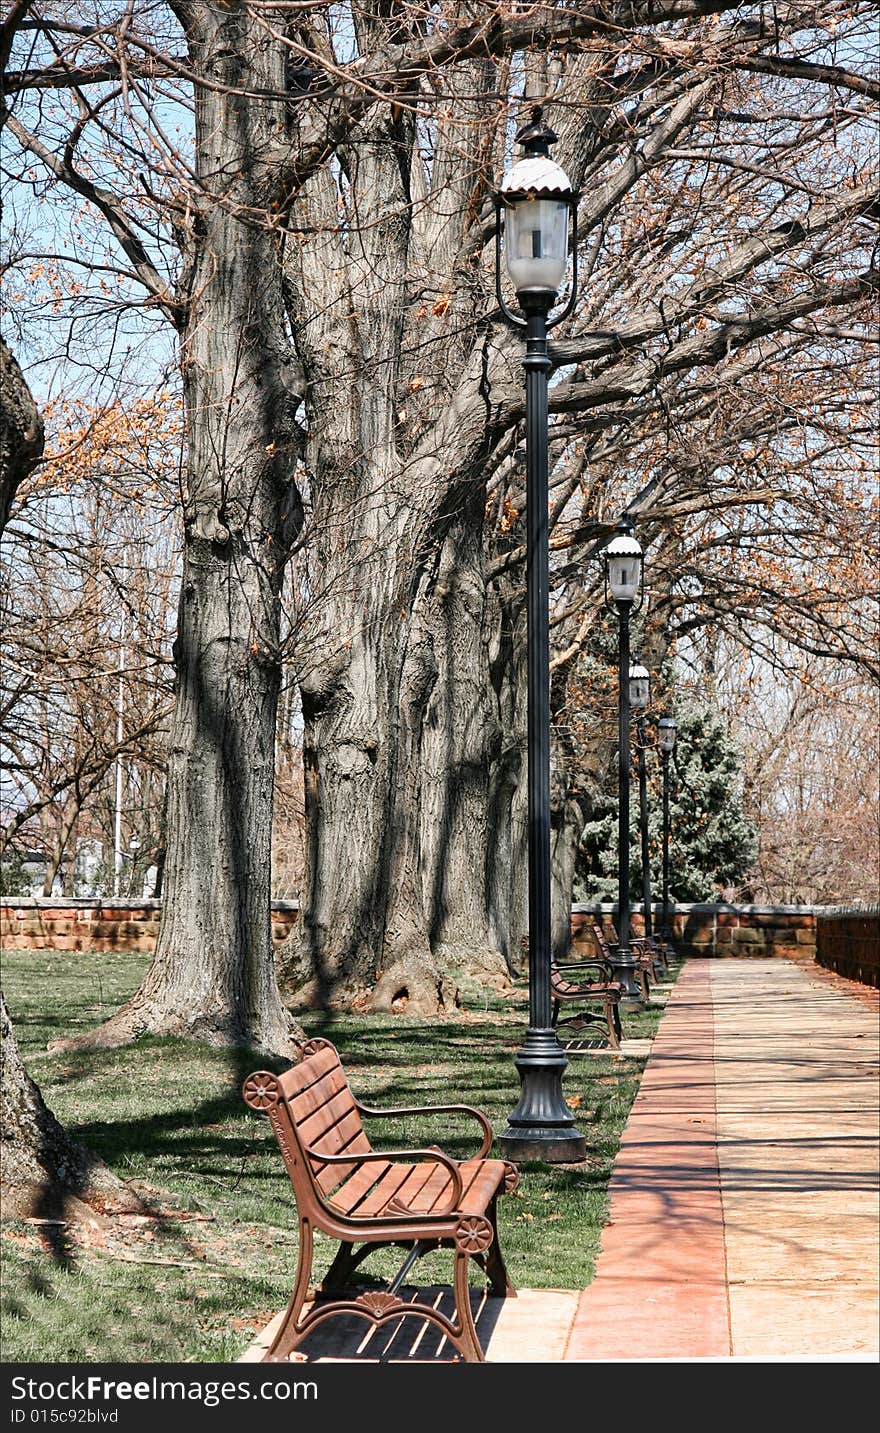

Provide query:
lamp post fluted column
left=637, top=716, right=652, bottom=940
left=602, top=518, right=645, bottom=1008
left=658, top=715, right=676, bottom=945
left=498, top=289, right=586, bottom=1164
left=495, top=106, right=585, bottom=1164
left=613, top=601, right=642, bottom=1006
left=661, top=747, right=672, bottom=941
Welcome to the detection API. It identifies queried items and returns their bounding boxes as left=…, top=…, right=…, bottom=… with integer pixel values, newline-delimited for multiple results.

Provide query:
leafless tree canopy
left=2, top=1, right=877, bottom=1043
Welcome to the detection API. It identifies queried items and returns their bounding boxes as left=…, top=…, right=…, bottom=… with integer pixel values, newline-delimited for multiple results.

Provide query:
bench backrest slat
left=274, top=1044, right=372, bottom=1201
left=311, top=1113, right=374, bottom=1195
left=593, top=923, right=613, bottom=959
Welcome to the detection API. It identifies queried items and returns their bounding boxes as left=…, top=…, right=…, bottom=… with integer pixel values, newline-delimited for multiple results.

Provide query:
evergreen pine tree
left=575, top=699, right=757, bottom=903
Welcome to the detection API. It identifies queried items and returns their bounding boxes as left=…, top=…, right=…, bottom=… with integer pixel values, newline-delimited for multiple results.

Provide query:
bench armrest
left=355, top=1101, right=493, bottom=1160
left=305, top=1145, right=465, bottom=1217
left=554, top=958, right=615, bottom=979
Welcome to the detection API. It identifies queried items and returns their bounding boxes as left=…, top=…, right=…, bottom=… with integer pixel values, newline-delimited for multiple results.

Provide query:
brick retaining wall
left=4, top=899, right=875, bottom=988
left=0, top=899, right=299, bottom=954
left=572, top=902, right=817, bottom=961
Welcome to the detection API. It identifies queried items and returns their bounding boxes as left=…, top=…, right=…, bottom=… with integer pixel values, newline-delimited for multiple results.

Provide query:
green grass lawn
left=0, top=949, right=677, bottom=1362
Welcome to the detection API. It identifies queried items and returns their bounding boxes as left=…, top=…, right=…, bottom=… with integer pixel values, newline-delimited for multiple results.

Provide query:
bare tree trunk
left=273, top=45, right=525, bottom=1012
left=0, top=338, right=43, bottom=534
left=485, top=579, right=529, bottom=974
left=52, top=8, right=304, bottom=1056
left=1, top=992, right=141, bottom=1219
left=420, top=517, right=511, bottom=991
left=43, top=796, right=79, bottom=897
left=285, top=608, right=408, bottom=1008
left=0, top=341, right=137, bottom=1218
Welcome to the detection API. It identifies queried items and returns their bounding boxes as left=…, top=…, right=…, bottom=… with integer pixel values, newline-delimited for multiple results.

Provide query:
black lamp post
left=658, top=716, right=677, bottom=946
left=630, top=663, right=652, bottom=940
left=494, top=107, right=586, bottom=1164
left=603, top=517, right=645, bottom=1009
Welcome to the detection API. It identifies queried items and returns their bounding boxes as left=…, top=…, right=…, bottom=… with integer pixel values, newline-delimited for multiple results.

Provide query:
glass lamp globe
left=499, top=109, right=573, bottom=296
left=629, top=663, right=651, bottom=710
left=658, top=717, right=677, bottom=753
left=501, top=166, right=572, bottom=294
left=605, top=530, right=643, bottom=603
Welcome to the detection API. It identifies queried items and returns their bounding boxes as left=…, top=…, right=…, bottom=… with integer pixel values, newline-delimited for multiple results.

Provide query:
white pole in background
left=113, top=633, right=124, bottom=898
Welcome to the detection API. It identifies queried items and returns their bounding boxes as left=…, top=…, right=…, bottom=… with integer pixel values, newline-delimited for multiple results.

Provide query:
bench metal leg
left=481, top=1195, right=516, bottom=1298
left=611, top=999, right=623, bottom=1047
left=265, top=1217, right=314, bottom=1362
left=452, top=1251, right=484, bottom=1363
left=605, top=997, right=621, bottom=1051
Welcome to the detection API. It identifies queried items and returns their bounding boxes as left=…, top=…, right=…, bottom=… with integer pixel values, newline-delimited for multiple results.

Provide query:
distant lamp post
left=126, top=835, right=141, bottom=899
left=494, top=106, right=585, bottom=1165
left=604, top=517, right=645, bottom=1008
left=629, top=663, right=651, bottom=714
left=658, top=716, right=677, bottom=944
left=630, top=664, right=654, bottom=943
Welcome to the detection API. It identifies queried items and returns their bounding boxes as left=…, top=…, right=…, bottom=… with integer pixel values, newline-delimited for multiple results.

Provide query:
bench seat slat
left=380, top=1158, right=439, bottom=1208
left=323, top=1159, right=392, bottom=1214
left=333, top=1161, right=414, bottom=1217
left=312, top=1118, right=373, bottom=1196
left=328, top=1157, right=507, bottom=1220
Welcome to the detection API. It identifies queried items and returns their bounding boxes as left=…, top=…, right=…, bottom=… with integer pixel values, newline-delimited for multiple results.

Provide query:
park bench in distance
left=604, top=918, right=666, bottom=985
left=551, top=948, right=624, bottom=1050
left=607, top=922, right=676, bottom=980
left=593, top=921, right=653, bottom=1001
left=243, top=1037, right=519, bottom=1363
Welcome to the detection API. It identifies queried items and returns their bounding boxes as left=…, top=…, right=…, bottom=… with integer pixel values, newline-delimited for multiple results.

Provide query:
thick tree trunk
left=51, top=9, right=303, bottom=1057
left=0, top=338, right=43, bottom=534
left=284, top=608, right=408, bottom=1009
left=485, top=580, right=530, bottom=974
left=273, top=44, right=601, bottom=1013
left=420, top=518, right=511, bottom=991
left=0, top=355, right=138, bottom=1218
left=1, top=992, right=141, bottom=1219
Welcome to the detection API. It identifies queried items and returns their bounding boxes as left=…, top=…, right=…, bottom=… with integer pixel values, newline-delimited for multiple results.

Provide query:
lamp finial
left=515, top=105, right=558, bottom=157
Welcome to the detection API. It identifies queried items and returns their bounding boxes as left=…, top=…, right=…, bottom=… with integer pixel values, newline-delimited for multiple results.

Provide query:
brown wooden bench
left=641, top=932, right=672, bottom=973
left=551, top=953, right=624, bottom=1050
left=592, top=922, right=652, bottom=1002
left=243, top=1037, right=518, bottom=1363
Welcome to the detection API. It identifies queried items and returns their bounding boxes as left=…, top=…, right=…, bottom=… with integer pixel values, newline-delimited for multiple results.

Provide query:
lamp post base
left=609, top=948, right=645, bottom=1010
left=496, top=1028, right=587, bottom=1164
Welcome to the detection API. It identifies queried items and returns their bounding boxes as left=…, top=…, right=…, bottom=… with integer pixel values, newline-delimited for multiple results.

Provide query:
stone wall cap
left=572, top=901, right=837, bottom=917
left=0, top=897, right=163, bottom=910
left=0, top=897, right=304, bottom=911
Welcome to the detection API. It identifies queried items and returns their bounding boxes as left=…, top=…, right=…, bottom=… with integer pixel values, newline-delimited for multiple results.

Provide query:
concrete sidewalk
left=241, top=957, right=879, bottom=1363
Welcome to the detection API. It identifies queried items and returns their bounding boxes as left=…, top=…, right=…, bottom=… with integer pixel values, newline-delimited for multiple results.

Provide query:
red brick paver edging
left=565, top=961, right=731, bottom=1359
